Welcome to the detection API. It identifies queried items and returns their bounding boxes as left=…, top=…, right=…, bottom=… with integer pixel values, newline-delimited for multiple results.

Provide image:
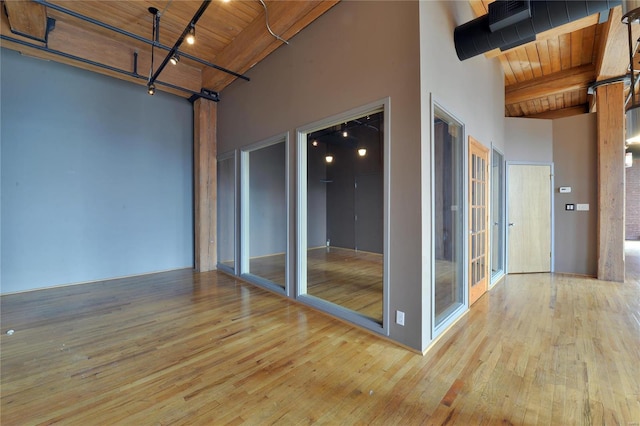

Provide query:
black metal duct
left=454, top=0, right=621, bottom=61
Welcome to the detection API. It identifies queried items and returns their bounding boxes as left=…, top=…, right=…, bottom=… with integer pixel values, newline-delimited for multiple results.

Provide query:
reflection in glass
left=244, top=141, right=286, bottom=288
left=217, top=155, right=235, bottom=271
left=433, top=105, right=464, bottom=327
left=491, top=149, right=505, bottom=278
left=306, top=111, right=384, bottom=323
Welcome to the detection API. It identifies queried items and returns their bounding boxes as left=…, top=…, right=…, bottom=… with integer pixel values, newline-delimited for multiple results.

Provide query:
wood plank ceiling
left=0, top=0, right=339, bottom=97
left=470, top=0, right=635, bottom=119
left=0, top=0, right=633, bottom=118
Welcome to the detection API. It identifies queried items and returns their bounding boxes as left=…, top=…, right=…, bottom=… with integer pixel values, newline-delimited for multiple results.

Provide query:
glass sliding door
left=491, top=148, right=505, bottom=281
left=297, top=101, right=388, bottom=333
left=241, top=137, right=287, bottom=291
left=217, top=153, right=236, bottom=273
left=433, top=103, right=465, bottom=331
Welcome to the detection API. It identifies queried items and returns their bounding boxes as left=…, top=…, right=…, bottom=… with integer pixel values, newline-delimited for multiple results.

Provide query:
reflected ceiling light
left=169, top=53, right=180, bottom=65
left=147, top=83, right=156, bottom=95
left=325, top=155, right=334, bottom=163
left=342, top=131, right=348, bottom=137
left=358, top=148, right=367, bottom=157
left=312, top=140, right=318, bottom=147
left=186, top=25, right=196, bottom=45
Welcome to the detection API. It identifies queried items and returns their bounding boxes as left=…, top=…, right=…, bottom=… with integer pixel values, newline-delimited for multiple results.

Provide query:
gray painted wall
left=505, top=117, right=553, bottom=162
left=1, top=48, right=194, bottom=294
left=218, top=1, right=423, bottom=349
left=552, top=113, right=597, bottom=276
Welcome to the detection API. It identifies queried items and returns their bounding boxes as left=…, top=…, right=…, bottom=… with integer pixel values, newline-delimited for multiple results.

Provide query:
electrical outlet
left=565, top=204, right=575, bottom=211
left=396, top=310, right=405, bottom=326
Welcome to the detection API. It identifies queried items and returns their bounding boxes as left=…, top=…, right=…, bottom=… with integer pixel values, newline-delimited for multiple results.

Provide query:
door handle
left=508, top=223, right=514, bottom=227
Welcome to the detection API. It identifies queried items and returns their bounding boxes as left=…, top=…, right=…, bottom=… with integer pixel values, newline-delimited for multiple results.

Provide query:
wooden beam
left=596, top=82, right=625, bottom=282
left=595, top=6, right=637, bottom=81
left=522, top=104, right=589, bottom=119
left=1, top=14, right=202, bottom=98
left=202, top=0, right=339, bottom=92
left=4, top=0, right=48, bottom=42
left=194, top=98, right=218, bottom=272
left=505, top=64, right=595, bottom=105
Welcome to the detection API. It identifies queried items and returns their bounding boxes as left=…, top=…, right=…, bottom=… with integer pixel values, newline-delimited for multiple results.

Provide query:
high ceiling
left=0, top=0, right=633, bottom=118
left=469, top=0, right=635, bottom=119
left=0, top=0, right=338, bottom=98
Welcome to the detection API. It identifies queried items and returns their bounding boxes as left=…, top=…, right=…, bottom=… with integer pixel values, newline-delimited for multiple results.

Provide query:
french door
left=469, top=136, right=489, bottom=306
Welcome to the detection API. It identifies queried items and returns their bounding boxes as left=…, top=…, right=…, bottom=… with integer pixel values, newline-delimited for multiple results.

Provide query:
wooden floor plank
left=1, top=260, right=639, bottom=424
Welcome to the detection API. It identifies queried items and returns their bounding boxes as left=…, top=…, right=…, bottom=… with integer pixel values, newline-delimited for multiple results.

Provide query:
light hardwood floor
left=1, top=268, right=639, bottom=424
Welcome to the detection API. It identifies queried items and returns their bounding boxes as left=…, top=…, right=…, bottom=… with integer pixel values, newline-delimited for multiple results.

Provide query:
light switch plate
left=559, top=187, right=571, bottom=193
left=576, top=203, right=589, bottom=211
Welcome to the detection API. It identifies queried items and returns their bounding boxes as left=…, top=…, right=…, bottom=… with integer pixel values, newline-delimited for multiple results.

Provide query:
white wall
left=419, top=1, right=506, bottom=348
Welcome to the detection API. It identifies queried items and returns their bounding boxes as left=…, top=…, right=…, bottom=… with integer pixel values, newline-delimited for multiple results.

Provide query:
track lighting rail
left=1, top=34, right=220, bottom=102
left=148, top=0, right=209, bottom=89
left=31, top=0, right=250, bottom=83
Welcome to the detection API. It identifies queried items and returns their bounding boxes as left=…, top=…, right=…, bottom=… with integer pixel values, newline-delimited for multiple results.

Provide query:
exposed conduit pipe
left=454, top=0, right=621, bottom=61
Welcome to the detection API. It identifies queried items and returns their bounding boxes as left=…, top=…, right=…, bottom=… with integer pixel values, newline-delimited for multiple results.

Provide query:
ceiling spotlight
left=312, top=140, right=318, bottom=147
left=169, top=54, right=180, bottom=65
left=186, top=26, right=196, bottom=45
left=358, top=148, right=367, bottom=157
left=147, top=83, right=156, bottom=95
left=325, top=155, right=334, bottom=163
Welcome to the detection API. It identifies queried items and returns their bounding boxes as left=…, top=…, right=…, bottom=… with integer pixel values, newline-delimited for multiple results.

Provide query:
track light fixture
left=169, top=53, right=180, bottom=65
left=186, top=25, right=196, bottom=45
left=147, top=83, right=156, bottom=95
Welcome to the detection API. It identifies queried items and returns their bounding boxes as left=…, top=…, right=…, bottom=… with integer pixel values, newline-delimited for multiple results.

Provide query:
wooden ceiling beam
left=505, top=64, right=595, bottom=105
left=4, top=0, right=48, bottom=42
left=595, top=6, right=637, bottom=81
left=202, top=0, right=339, bottom=92
left=520, top=104, right=589, bottom=119
left=1, top=10, right=202, bottom=99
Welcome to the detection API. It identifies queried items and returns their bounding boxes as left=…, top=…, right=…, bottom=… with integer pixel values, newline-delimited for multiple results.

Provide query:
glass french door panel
left=246, top=141, right=286, bottom=288
left=305, top=110, right=384, bottom=323
left=217, top=155, right=235, bottom=270
left=491, top=149, right=505, bottom=277
left=434, top=106, right=464, bottom=327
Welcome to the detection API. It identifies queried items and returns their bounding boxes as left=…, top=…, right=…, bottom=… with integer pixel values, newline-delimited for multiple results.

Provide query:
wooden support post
left=194, top=98, right=217, bottom=272
left=596, top=82, right=625, bottom=282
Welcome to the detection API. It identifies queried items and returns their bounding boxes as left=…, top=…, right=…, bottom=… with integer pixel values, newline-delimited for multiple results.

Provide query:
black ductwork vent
left=454, top=0, right=621, bottom=61
left=489, top=0, right=531, bottom=32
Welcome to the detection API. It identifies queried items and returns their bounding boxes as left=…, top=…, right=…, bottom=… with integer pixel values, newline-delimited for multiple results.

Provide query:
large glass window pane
left=492, top=149, right=505, bottom=279
left=433, top=105, right=464, bottom=328
left=304, top=110, right=384, bottom=323
left=242, top=140, right=287, bottom=289
left=217, top=154, right=235, bottom=272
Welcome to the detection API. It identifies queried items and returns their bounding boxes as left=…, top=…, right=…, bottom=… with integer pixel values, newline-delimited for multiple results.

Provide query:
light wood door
left=469, top=137, right=489, bottom=306
left=507, top=164, right=551, bottom=273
